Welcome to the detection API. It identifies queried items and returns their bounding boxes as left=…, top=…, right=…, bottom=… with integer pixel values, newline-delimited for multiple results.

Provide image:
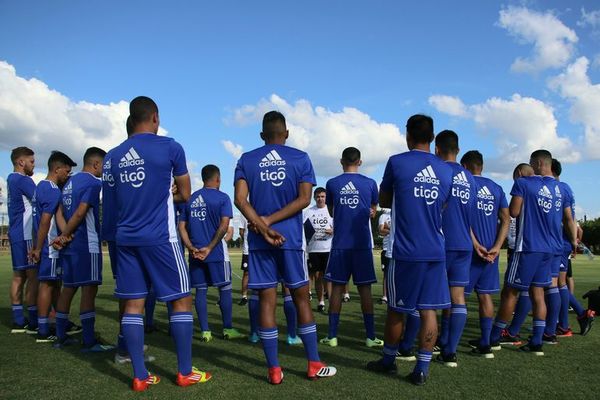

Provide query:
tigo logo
left=413, top=166, right=440, bottom=206
left=259, top=150, right=286, bottom=167
left=537, top=185, right=553, bottom=213
left=119, top=148, right=145, bottom=168
left=260, top=150, right=287, bottom=187
left=190, top=194, right=207, bottom=220
left=119, top=147, right=146, bottom=188
left=340, top=181, right=360, bottom=209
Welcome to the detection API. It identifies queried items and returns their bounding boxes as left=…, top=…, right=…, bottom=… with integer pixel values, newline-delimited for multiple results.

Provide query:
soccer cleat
left=490, top=341, right=502, bottom=351
left=132, top=373, right=160, bottom=392
left=11, top=322, right=28, bottom=334
left=176, top=366, right=212, bottom=387
left=365, top=337, right=384, bottom=348
left=238, top=297, right=248, bottom=306
left=114, top=353, right=157, bottom=364
left=343, top=293, right=350, bottom=302
left=65, top=323, right=83, bottom=336
left=25, top=326, right=38, bottom=335
left=577, top=309, right=595, bottom=336
left=248, top=332, right=260, bottom=343
left=319, top=337, right=338, bottom=347
left=499, top=329, right=522, bottom=346
left=519, top=342, right=544, bottom=356
left=408, top=371, right=427, bottom=386
left=82, top=340, right=116, bottom=352
left=432, top=344, right=442, bottom=355
left=556, top=326, right=573, bottom=337
left=53, top=336, right=79, bottom=349
left=309, top=291, right=313, bottom=301
left=317, top=304, right=326, bottom=313
left=307, top=361, right=336, bottom=379
left=396, top=349, right=416, bottom=361
left=267, top=366, right=283, bottom=385
left=223, top=328, right=246, bottom=340
left=199, top=331, right=213, bottom=342
left=366, top=358, right=397, bottom=374
left=379, top=297, right=388, bottom=305
left=542, top=334, right=558, bottom=345
left=36, top=333, right=57, bottom=343
left=470, top=346, right=494, bottom=359
left=287, top=335, right=303, bottom=345
left=436, top=353, right=458, bottom=368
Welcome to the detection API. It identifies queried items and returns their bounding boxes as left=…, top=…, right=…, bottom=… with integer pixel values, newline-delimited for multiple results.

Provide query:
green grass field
left=1, top=250, right=599, bottom=400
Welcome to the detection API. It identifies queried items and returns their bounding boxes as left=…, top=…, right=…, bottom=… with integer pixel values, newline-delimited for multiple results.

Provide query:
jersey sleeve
left=80, top=182, right=101, bottom=207
left=222, top=195, right=234, bottom=218
left=233, top=155, right=246, bottom=183
left=179, top=200, right=190, bottom=222
left=370, top=179, right=379, bottom=206
left=510, top=178, right=525, bottom=198
left=170, top=140, right=188, bottom=177
left=498, top=186, right=509, bottom=209
left=299, top=153, right=317, bottom=185
left=22, top=176, right=36, bottom=199
left=562, top=186, right=573, bottom=209
left=380, top=158, right=394, bottom=193
left=41, top=187, right=61, bottom=215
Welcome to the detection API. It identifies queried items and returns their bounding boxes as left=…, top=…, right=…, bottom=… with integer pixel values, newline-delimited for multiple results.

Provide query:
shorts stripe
left=508, top=252, right=520, bottom=285
left=172, top=242, right=189, bottom=293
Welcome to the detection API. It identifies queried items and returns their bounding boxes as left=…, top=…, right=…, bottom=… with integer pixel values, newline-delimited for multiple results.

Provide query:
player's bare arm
left=178, top=220, right=199, bottom=257
left=487, top=207, right=510, bottom=262
left=172, top=173, right=191, bottom=203
left=261, top=181, right=313, bottom=226
left=509, top=196, right=523, bottom=219
left=197, top=217, right=230, bottom=261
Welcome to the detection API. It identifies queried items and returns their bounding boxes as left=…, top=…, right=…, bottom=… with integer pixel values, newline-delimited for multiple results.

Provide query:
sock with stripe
left=569, top=292, right=585, bottom=317
left=439, top=313, right=450, bottom=349
left=283, top=295, right=298, bottom=337
left=27, top=306, right=38, bottom=328
left=12, top=304, right=25, bottom=325
left=399, top=311, right=420, bottom=352
left=145, top=290, right=156, bottom=328
left=248, top=292, right=259, bottom=334
left=298, top=323, right=320, bottom=362
left=414, top=350, right=433, bottom=376
left=531, top=318, right=545, bottom=346
left=170, top=312, right=193, bottom=375
left=382, top=343, right=399, bottom=366
left=55, top=311, right=69, bottom=340
left=363, top=313, right=376, bottom=340
left=544, top=287, right=560, bottom=336
left=258, top=327, right=279, bottom=368
left=121, top=314, right=147, bottom=380
left=508, top=291, right=531, bottom=337
left=446, top=304, right=467, bottom=355
left=558, top=285, right=570, bottom=329
left=490, top=319, right=507, bottom=344
left=80, top=310, right=96, bottom=346
left=219, top=285, right=233, bottom=329
left=38, top=317, right=50, bottom=336
left=328, top=313, right=340, bottom=339
left=195, top=288, right=209, bottom=331
left=479, top=317, right=493, bottom=347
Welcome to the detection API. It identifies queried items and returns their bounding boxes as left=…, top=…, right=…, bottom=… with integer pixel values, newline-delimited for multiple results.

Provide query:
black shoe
left=467, top=338, right=480, bottom=349
left=407, top=371, right=427, bottom=386
left=542, top=334, right=558, bottom=345
left=578, top=309, right=595, bottom=336
left=11, top=321, right=28, bottom=334
left=395, top=349, right=416, bottom=361
left=238, top=297, right=248, bottom=306
left=144, top=324, right=158, bottom=334
left=53, top=336, right=79, bottom=349
left=436, top=353, right=457, bottom=368
left=432, top=344, right=442, bottom=355
left=317, top=304, right=325, bottom=313
left=66, top=323, right=83, bottom=336
left=366, top=359, right=397, bottom=374
left=519, top=342, right=544, bottom=356
left=36, top=333, right=57, bottom=343
left=499, top=329, right=522, bottom=346
left=471, top=346, right=494, bottom=359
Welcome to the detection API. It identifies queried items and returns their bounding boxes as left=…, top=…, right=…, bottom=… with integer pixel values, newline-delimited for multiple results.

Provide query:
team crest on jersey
left=259, top=150, right=286, bottom=187
left=477, top=186, right=495, bottom=216
left=554, top=185, right=562, bottom=212
left=413, top=166, right=439, bottom=206
left=119, top=147, right=146, bottom=188
left=452, top=171, right=471, bottom=205
left=340, top=181, right=360, bottom=209
left=537, top=185, right=553, bottom=214
left=190, top=194, right=207, bottom=220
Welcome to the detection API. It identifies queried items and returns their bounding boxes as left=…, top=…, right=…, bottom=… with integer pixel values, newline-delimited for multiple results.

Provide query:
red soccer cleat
left=307, top=361, right=337, bottom=380
left=268, top=366, right=283, bottom=385
left=556, top=326, right=573, bottom=337
left=176, top=367, right=212, bottom=387
left=132, top=373, right=160, bottom=392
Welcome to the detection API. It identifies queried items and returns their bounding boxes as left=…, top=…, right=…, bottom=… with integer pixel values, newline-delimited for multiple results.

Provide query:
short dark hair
left=435, top=130, right=459, bottom=155
left=513, top=163, right=532, bottom=180
left=341, top=147, right=361, bottom=164
left=126, top=115, right=134, bottom=135
left=314, top=187, right=326, bottom=196
left=83, top=147, right=107, bottom=165
left=551, top=158, right=562, bottom=177
left=530, top=149, right=552, bottom=165
left=262, top=111, right=287, bottom=138
left=10, top=146, right=34, bottom=165
left=48, top=151, right=77, bottom=170
left=406, top=114, right=434, bottom=144
left=129, top=96, right=158, bottom=128
left=201, top=164, right=220, bottom=182
left=460, top=150, right=483, bottom=169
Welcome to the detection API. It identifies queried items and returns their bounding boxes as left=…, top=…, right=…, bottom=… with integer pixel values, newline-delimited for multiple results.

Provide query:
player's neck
left=45, top=173, right=59, bottom=184
left=13, top=166, right=25, bottom=174
left=203, top=181, right=219, bottom=189
left=82, top=166, right=95, bottom=175
left=264, top=138, right=286, bottom=145
left=410, top=143, right=430, bottom=152
left=441, top=154, right=458, bottom=163
left=343, top=167, right=359, bottom=173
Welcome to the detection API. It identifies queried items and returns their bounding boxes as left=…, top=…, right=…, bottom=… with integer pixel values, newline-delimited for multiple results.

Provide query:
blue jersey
left=180, top=188, right=233, bottom=262
left=471, top=176, right=508, bottom=249
left=511, top=176, right=555, bottom=254
left=558, top=181, right=575, bottom=253
left=7, top=172, right=36, bottom=242
left=380, top=150, right=452, bottom=261
left=61, top=172, right=102, bottom=255
left=234, top=144, right=316, bottom=251
left=442, top=162, right=476, bottom=251
left=101, top=149, right=117, bottom=241
left=32, top=180, right=61, bottom=258
left=326, top=173, right=378, bottom=250
left=544, top=176, right=565, bottom=255
left=108, top=133, right=188, bottom=246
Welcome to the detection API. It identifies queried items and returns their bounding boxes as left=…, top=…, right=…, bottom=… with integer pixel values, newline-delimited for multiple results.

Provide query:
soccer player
left=367, top=114, right=452, bottom=386
left=461, top=151, right=510, bottom=357
left=234, top=110, right=336, bottom=384
left=378, top=208, right=391, bottom=305
left=7, top=147, right=38, bottom=333
left=29, top=151, right=77, bottom=342
left=320, top=147, right=382, bottom=348
left=303, top=187, right=333, bottom=313
left=50, top=147, right=115, bottom=351
left=434, top=131, right=477, bottom=367
left=179, top=164, right=245, bottom=342
left=108, top=96, right=210, bottom=391
left=238, top=214, right=250, bottom=306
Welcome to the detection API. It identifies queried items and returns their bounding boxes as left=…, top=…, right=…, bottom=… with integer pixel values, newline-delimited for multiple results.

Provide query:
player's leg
left=557, top=270, right=571, bottom=335
left=542, top=255, right=562, bottom=343
left=380, top=251, right=388, bottom=304
left=10, top=270, right=27, bottom=331
left=212, top=261, right=243, bottom=339
left=189, top=259, right=210, bottom=336
left=54, top=285, right=77, bottom=345
left=320, top=249, right=350, bottom=345
left=144, top=287, right=157, bottom=333
left=520, top=253, right=551, bottom=355
left=24, top=267, right=39, bottom=332
left=357, top=284, right=382, bottom=346
left=321, top=283, right=344, bottom=346
left=281, top=285, right=300, bottom=344
left=397, top=310, right=420, bottom=360
left=353, top=249, right=380, bottom=346
left=239, top=254, right=249, bottom=305
left=315, top=269, right=325, bottom=312
left=438, top=285, right=467, bottom=365
left=343, top=283, right=350, bottom=302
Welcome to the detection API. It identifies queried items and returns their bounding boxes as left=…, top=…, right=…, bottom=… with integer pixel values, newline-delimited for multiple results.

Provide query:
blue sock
left=569, top=292, right=585, bottom=317
left=121, top=314, right=147, bottom=380
left=258, top=327, right=279, bottom=368
left=399, top=311, right=421, bottom=352
left=508, top=291, right=530, bottom=337
left=382, top=343, right=398, bottom=366
left=490, top=319, right=507, bottom=344
left=439, top=314, right=450, bottom=349
left=297, top=323, right=320, bottom=362
left=170, top=312, right=193, bottom=375
left=12, top=304, right=25, bottom=325
left=446, top=304, right=467, bottom=355
left=414, top=350, right=433, bottom=375
left=80, top=310, right=96, bottom=346
left=55, top=311, right=69, bottom=340
left=248, top=292, right=259, bottom=334
left=219, top=285, right=233, bottom=329
left=328, top=313, right=340, bottom=339
left=38, top=317, right=50, bottom=336
left=479, top=317, right=493, bottom=347
left=363, top=313, right=375, bottom=340
left=531, top=318, right=545, bottom=346
left=283, top=295, right=297, bottom=337
left=544, top=287, right=560, bottom=336
left=558, top=285, right=570, bottom=329
left=117, top=333, right=127, bottom=354
left=145, top=290, right=156, bottom=328
left=195, top=288, right=209, bottom=331
left=27, top=306, right=38, bottom=328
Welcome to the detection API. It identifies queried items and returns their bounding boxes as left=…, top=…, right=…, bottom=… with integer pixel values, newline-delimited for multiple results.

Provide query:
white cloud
left=578, top=7, right=600, bottom=29
left=186, top=161, right=204, bottom=192
left=221, top=140, right=243, bottom=159
left=226, top=94, right=407, bottom=176
left=498, top=6, right=578, bottom=73
left=428, top=95, right=468, bottom=117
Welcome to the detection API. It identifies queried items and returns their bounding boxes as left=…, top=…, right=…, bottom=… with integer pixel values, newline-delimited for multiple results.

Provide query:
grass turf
left=0, top=250, right=599, bottom=399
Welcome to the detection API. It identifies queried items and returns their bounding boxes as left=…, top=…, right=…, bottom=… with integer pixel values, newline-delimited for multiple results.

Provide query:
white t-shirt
left=239, top=215, right=249, bottom=255
left=303, top=205, right=333, bottom=253
left=378, top=210, right=392, bottom=255
left=223, top=219, right=234, bottom=262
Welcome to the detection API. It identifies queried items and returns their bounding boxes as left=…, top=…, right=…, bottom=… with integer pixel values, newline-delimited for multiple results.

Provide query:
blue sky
left=1, top=0, right=599, bottom=219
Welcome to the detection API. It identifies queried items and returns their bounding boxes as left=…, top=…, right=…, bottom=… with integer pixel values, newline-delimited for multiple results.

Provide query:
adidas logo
left=190, top=194, right=205, bottom=208
left=259, top=150, right=286, bottom=167
left=103, top=159, right=111, bottom=169
left=554, top=185, right=561, bottom=196
left=63, top=180, right=72, bottom=194
left=477, top=186, right=494, bottom=200
left=515, top=278, right=521, bottom=284
left=413, top=165, right=440, bottom=185
left=452, top=171, right=470, bottom=188
left=340, top=181, right=359, bottom=195
left=538, top=185, right=552, bottom=199
left=396, top=299, right=405, bottom=306
left=119, top=147, right=145, bottom=168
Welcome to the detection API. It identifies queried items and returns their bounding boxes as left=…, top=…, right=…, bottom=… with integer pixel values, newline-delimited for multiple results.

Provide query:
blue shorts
left=465, top=255, right=500, bottom=296
left=107, top=240, right=117, bottom=279
left=38, top=256, right=61, bottom=281
left=387, top=259, right=450, bottom=313
left=560, top=251, right=570, bottom=273
left=114, top=242, right=190, bottom=302
left=248, top=250, right=308, bottom=290
left=324, top=249, right=377, bottom=285
left=504, top=252, right=552, bottom=290
left=190, top=258, right=232, bottom=288
left=550, top=254, right=562, bottom=278
left=62, top=252, right=102, bottom=288
left=445, top=250, right=472, bottom=287
left=10, top=240, right=36, bottom=271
